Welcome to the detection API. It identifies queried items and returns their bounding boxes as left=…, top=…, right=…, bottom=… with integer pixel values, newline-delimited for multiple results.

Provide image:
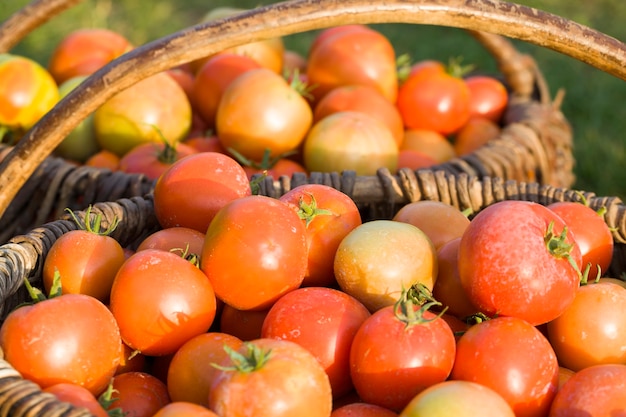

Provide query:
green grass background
left=2, top=0, right=625, bottom=199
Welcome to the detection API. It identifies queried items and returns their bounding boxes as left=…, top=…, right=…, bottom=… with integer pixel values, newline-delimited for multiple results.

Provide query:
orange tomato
left=216, top=68, right=313, bottom=162
left=452, top=116, right=501, bottom=156
left=401, top=128, right=456, bottom=164
left=313, top=84, right=405, bottom=147
left=106, top=371, right=171, bottom=417
left=167, top=332, right=243, bottom=406
left=47, top=28, right=132, bottom=85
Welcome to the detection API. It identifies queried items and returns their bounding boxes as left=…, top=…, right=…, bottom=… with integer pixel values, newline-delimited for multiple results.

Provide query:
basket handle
left=0, top=0, right=83, bottom=53
left=0, top=0, right=624, bottom=217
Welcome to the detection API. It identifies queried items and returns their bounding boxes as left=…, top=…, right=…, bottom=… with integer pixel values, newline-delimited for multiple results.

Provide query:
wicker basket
left=0, top=171, right=626, bottom=415
left=1, top=1, right=626, bottom=415
left=6, top=0, right=626, bottom=226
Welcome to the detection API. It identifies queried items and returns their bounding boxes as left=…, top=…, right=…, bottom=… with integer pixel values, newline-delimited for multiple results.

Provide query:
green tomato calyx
left=212, top=342, right=272, bottom=373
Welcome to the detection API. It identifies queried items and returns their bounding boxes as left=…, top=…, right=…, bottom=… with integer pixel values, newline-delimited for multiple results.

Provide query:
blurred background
left=2, top=0, right=625, bottom=199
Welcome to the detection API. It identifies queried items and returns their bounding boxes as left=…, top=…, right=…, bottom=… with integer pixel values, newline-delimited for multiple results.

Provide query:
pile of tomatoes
left=0, top=145, right=624, bottom=417
left=1, top=8, right=509, bottom=183
left=1, top=7, right=625, bottom=417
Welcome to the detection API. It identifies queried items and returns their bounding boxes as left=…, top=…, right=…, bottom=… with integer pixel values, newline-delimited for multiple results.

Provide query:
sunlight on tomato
left=47, top=28, right=133, bottom=85
left=94, top=71, right=192, bottom=156
left=546, top=281, right=626, bottom=371
left=167, top=332, right=243, bottom=406
left=399, top=380, right=515, bottom=417
left=451, top=316, right=559, bottom=417
left=209, top=338, right=333, bottom=417
left=549, top=364, right=626, bottom=416
left=0, top=54, right=59, bottom=134
left=304, top=111, right=398, bottom=176
left=334, top=220, right=437, bottom=312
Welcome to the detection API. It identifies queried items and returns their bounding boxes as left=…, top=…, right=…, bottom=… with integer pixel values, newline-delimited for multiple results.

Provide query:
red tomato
left=334, top=220, right=437, bottom=312
left=42, top=208, right=126, bottom=303
left=458, top=200, right=583, bottom=325
left=549, top=364, right=626, bottom=416
left=118, top=141, right=198, bottom=180
left=451, top=316, right=559, bottom=417
left=109, top=249, right=217, bottom=356
left=306, top=25, right=397, bottom=103
left=191, top=53, right=261, bottom=127
left=261, top=287, right=371, bottom=398
left=43, top=383, right=109, bottom=417
left=432, top=238, right=479, bottom=319
left=332, top=402, right=398, bottom=417
left=152, top=402, right=219, bottom=417
left=546, top=281, right=626, bottom=371
left=397, top=65, right=471, bottom=135
left=136, top=226, right=206, bottom=258
left=200, top=195, right=308, bottom=311
left=106, top=371, right=170, bottom=417
left=153, top=152, right=251, bottom=233
left=216, top=68, right=313, bottom=162
left=303, top=111, right=398, bottom=176
left=47, top=28, right=132, bottom=85
left=279, top=183, right=362, bottom=287
left=167, top=332, right=243, bottom=406
left=219, top=304, right=268, bottom=341
left=0, top=293, right=121, bottom=395
left=94, top=71, right=192, bottom=157
left=208, top=338, right=333, bottom=417
left=0, top=54, right=59, bottom=133
left=464, top=75, right=509, bottom=123
left=392, top=200, right=470, bottom=250
left=547, top=200, right=614, bottom=279
left=313, top=84, right=405, bottom=147
left=349, top=297, right=456, bottom=411
left=399, top=380, right=515, bottom=417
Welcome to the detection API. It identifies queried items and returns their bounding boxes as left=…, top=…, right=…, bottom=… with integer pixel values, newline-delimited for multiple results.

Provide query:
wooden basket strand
left=0, top=145, right=156, bottom=243
left=0, top=0, right=83, bottom=53
left=1, top=0, right=625, bottom=220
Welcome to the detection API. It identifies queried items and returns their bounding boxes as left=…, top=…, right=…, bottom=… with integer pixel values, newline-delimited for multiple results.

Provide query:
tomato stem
left=544, top=221, right=582, bottom=281
left=297, top=192, right=335, bottom=227
left=98, top=382, right=125, bottom=417
left=212, top=343, right=272, bottom=373
left=65, top=205, right=120, bottom=236
left=394, top=284, right=447, bottom=328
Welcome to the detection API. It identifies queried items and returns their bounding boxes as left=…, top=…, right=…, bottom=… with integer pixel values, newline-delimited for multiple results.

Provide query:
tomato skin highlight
left=261, top=286, right=371, bottom=398
left=42, top=228, right=126, bottom=304
left=458, top=200, right=582, bottom=326
left=109, top=249, right=217, bottom=356
left=279, top=183, right=362, bottom=288
left=451, top=316, right=559, bottom=417
left=349, top=304, right=456, bottom=412
left=200, top=195, right=309, bottom=311
left=397, top=68, right=471, bottom=135
left=546, top=281, right=626, bottom=371
left=548, top=364, right=626, bottom=416
left=208, top=338, right=333, bottom=417
left=153, top=152, right=252, bottom=233
left=0, top=294, right=121, bottom=395
left=547, top=201, right=614, bottom=279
